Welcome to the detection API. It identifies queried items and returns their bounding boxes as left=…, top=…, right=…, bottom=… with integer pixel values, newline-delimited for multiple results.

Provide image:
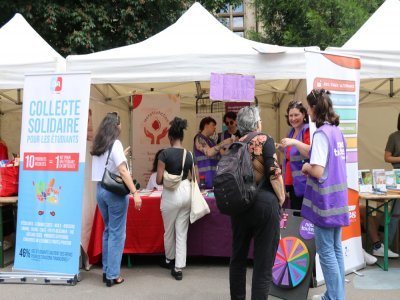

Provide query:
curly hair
left=168, top=117, right=188, bottom=141
left=306, top=89, right=339, bottom=128
left=237, top=106, right=260, bottom=135
left=285, top=100, right=309, bottom=126
left=198, top=116, right=216, bottom=131
left=90, top=112, right=121, bottom=156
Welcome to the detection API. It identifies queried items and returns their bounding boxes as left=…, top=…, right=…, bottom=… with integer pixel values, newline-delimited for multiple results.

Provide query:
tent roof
left=67, top=2, right=317, bottom=98
left=0, top=13, right=65, bottom=89
left=327, top=0, right=400, bottom=79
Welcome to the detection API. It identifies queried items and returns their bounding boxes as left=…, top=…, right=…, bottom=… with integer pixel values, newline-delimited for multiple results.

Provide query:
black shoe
left=106, top=277, right=124, bottom=287
left=171, top=268, right=183, bottom=280
left=103, top=273, right=106, bottom=283
left=160, top=258, right=174, bottom=269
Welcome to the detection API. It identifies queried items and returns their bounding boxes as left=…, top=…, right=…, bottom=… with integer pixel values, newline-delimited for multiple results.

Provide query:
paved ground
left=1, top=254, right=400, bottom=299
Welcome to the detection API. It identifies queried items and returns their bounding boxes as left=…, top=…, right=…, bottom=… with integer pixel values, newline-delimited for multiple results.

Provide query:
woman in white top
left=146, top=149, right=164, bottom=190
left=91, top=112, right=142, bottom=287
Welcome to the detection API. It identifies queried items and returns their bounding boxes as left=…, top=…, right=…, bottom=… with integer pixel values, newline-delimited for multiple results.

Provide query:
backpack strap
left=241, top=131, right=262, bottom=144
left=241, top=132, right=267, bottom=190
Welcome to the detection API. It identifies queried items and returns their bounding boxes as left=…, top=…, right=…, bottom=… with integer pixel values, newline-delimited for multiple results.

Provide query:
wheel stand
left=0, top=272, right=78, bottom=285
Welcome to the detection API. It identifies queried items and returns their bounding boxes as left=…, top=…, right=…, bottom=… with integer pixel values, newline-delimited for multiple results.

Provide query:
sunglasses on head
left=311, top=89, right=328, bottom=101
left=288, top=100, right=303, bottom=109
left=108, top=111, right=120, bottom=124
left=225, top=120, right=235, bottom=126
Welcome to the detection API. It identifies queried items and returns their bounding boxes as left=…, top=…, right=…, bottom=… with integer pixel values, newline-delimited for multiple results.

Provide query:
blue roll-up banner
left=14, top=73, right=90, bottom=275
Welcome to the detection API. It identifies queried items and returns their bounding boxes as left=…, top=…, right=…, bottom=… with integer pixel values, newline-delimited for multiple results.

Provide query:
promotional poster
left=305, top=51, right=363, bottom=284
left=14, top=73, right=90, bottom=275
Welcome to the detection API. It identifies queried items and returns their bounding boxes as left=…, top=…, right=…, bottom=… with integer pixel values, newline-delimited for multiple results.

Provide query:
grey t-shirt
left=385, top=131, right=400, bottom=169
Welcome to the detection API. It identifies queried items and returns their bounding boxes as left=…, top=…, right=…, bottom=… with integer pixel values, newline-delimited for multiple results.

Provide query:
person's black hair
left=285, top=100, right=309, bottom=126
left=90, top=112, right=121, bottom=156
left=168, top=117, right=188, bottom=142
left=198, top=116, right=216, bottom=131
left=151, top=149, right=164, bottom=172
left=223, top=111, right=237, bottom=123
left=306, top=89, right=339, bottom=128
left=397, top=113, right=400, bottom=131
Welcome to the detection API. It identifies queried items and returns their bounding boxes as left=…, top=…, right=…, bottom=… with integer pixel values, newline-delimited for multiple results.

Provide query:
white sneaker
left=363, top=249, right=377, bottom=265
left=311, top=295, right=323, bottom=300
left=372, top=243, right=399, bottom=258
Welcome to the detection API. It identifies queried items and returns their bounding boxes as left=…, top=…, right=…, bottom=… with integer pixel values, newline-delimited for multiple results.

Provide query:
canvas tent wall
left=327, top=0, right=400, bottom=169
left=66, top=2, right=318, bottom=148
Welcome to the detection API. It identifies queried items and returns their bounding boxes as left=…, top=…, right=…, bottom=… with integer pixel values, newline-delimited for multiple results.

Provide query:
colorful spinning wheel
left=272, top=236, right=310, bottom=288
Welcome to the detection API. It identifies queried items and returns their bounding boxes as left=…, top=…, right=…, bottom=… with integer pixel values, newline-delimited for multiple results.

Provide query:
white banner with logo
left=14, top=73, right=90, bottom=275
left=305, top=51, right=363, bottom=284
left=131, top=94, right=180, bottom=188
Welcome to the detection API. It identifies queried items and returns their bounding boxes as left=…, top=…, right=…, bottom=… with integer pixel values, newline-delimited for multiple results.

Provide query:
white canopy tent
left=0, top=14, right=96, bottom=269
left=327, top=0, right=400, bottom=169
left=0, top=13, right=65, bottom=90
left=0, top=12, right=66, bottom=158
left=66, top=2, right=318, bottom=146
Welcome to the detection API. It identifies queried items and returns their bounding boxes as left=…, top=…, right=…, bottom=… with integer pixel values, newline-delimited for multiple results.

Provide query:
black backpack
left=214, top=132, right=263, bottom=216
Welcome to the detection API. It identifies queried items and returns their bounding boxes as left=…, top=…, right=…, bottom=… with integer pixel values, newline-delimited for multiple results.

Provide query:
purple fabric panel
left=187, top=196, right=254, bottom=258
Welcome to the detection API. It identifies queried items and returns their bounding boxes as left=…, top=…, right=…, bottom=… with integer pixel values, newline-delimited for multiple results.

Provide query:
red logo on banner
left=50, top=76, right=63, bottom=93
left=143, top=111, right=169, bottom=144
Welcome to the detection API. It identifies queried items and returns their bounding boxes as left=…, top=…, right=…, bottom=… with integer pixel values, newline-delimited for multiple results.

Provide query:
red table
left=87, top=195, right=237, bottom=264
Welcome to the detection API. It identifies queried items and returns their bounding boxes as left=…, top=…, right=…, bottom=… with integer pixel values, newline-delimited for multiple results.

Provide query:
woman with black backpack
left=229, top=106, right=285, bottom=300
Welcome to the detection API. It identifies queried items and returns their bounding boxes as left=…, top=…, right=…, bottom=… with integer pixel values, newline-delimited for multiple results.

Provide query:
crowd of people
left=85, top=92, right=399, bottom=299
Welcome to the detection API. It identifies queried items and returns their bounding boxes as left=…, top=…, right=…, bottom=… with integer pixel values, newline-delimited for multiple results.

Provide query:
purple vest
left=194, top=133, right=219, bottom=189
left=283, top=124, right=309, bottom=197
left=301, top=124, right=350, bottom=228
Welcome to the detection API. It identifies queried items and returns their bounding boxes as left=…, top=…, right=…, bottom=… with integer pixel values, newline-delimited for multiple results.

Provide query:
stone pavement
left=1, top=255, right=400, bottom=300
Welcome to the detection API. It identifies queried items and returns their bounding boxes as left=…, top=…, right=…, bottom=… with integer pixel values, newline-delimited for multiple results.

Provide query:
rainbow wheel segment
left=272, top=236, right=310, bottom=288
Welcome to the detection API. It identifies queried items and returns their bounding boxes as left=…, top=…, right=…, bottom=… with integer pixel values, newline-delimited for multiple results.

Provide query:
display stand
left=270, top=209, right=316, bottom=300
left=0, top=272, right=78, bottom=285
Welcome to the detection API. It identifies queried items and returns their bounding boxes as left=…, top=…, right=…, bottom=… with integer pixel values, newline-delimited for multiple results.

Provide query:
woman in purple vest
left=276, top=100, right=310, bottom=209
left=193, top=116, right=233, bottom=189
left=301, top=89, right=349, bottom=300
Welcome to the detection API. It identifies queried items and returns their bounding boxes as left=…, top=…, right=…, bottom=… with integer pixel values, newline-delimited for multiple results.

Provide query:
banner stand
left=0, top=271, right=78, bottom=285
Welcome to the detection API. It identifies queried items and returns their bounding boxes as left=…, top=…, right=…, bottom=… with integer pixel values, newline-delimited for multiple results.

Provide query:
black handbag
left=101, top=142, right=130, bottom=196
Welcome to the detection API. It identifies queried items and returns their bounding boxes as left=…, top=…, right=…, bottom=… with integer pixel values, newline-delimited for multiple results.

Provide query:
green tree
left=252, top=0, right=384, bottom=49
left=0, top=0, right=240, bottom=56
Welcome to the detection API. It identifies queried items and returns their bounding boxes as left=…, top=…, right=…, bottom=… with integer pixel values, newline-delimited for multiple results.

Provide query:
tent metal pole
left=389, top=78, right=394, bottom=97
left=17, top=89, right=22, bottom=105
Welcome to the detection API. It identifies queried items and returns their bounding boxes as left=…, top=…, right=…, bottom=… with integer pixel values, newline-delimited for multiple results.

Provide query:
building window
left=217, top=2, right=244, bottom=36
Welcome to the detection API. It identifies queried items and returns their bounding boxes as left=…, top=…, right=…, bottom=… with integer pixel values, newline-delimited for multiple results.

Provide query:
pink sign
left=210, top=73, right=255, bottom=101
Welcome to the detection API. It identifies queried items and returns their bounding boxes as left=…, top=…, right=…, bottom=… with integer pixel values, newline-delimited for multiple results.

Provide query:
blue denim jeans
left=96, top=183, right=129, bottom=280
left=314, top=225, right=345, bottom=300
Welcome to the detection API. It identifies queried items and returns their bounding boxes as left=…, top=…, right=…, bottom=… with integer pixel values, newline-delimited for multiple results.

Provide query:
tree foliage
left=0, top=0, right=240, bottom=56
left=253, top=0, right=385, bottom=49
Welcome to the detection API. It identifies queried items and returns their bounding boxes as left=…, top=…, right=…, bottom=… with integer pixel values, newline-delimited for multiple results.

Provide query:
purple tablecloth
left=187, top=196, right=233, bottom=256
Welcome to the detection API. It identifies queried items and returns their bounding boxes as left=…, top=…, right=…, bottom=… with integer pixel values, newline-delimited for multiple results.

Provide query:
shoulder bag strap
left=188, top=151, right=197, bottom=183
left=105, top=141, right=115, bottom=168
left=180, top=149, right=187, bottom=176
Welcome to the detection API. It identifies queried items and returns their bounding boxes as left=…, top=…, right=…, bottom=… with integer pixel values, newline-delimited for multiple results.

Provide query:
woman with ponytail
left=156, top=117, right=194, bottom=280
